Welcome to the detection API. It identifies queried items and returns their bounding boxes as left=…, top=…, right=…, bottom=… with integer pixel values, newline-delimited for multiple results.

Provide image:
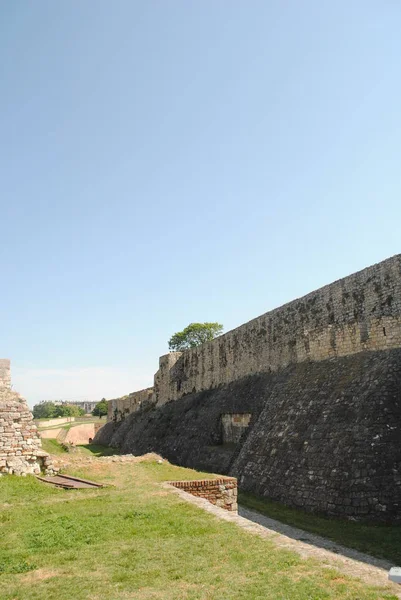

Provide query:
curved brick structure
left=169, top=478, right=237, bottom=511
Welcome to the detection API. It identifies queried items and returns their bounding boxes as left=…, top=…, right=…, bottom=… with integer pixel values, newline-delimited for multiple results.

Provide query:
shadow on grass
left=239, top=491, right=401, bottom=568
left=40, top=438, right=67, bottom=455
left=78, top=444, right=120, bottom=457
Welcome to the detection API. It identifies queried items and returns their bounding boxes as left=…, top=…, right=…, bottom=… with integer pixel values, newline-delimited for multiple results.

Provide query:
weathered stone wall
left=0, top=361, right=56, bottom=475
left=107, top=255, right=401, bottom=420
left=107, top=387, right=154, bottom=422
left=96, top=255, right=401, bottom=521
left=221, top=413, right=252, bottom=444
left=96, top=349, right=401, bottom=521
left=231, top=349, right=401, bottom=521
left=0, top=359, right=11, bottom=390
left=97, top=374, right=274, bottom=473
left=153, top=353, right=182, bottom=406
left=169, top=477, right=238, bottom=511
left=153, top=255, right=401, bottom=405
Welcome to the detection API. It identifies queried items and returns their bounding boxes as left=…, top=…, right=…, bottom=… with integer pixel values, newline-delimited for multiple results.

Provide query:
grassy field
left=239, top=491, right=401, bottom=566
left=40, top=438, right=67, bottom=455
left=40, top=440, right=118, bottom=457
left=0, top=453, right=398, bottom=600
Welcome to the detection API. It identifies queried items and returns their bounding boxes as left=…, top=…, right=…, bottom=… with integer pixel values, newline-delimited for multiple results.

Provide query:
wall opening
left=221, top=413, right=252, bottom=445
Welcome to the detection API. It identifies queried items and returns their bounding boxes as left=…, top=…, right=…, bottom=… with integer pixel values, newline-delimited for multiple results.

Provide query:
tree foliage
left=56, top=404, right=85, bottom=417
left=92, top=398, right=108, bottom=417
left=32, top=402, right=85, bottom=419
left=168, top=322, right=223, bottom=351
left=32, top=401, right=58, bottom=419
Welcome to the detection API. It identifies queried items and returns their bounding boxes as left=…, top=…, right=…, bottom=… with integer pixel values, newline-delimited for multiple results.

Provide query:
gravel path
left=165, top=484, right=401, bottom=598
left=239, top=505, right=393, bottom=571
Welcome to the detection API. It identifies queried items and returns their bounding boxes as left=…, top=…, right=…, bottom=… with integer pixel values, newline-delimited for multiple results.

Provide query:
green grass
left=239, top=491, right=401, bottom=565
left=40, top=440, right=119, bottom=458
left=77, top=444, right=120, bottom=456
left=40, top=439, right=67, bottom=455
left=0, top=458, right=398, bottom=600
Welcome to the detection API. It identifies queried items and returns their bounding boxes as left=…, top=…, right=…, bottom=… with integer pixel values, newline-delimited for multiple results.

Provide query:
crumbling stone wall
left=0, top=360, right=56, bottom=475
left=0, top=359, right=11, bottom=389
left=107, top=387, right=155, bottom=422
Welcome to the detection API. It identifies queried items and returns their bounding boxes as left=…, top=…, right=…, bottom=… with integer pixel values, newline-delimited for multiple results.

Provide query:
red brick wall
left=169, top=477, right=237, bottom=511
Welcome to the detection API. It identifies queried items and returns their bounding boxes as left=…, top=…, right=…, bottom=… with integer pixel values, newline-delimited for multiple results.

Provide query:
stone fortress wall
left=113, top=254, right=401, bottom=418
left=153, top=254, right=401, bottom=406
left=107, top=387, right=155, bottom=422
left=96, top=255, right=401, bottom=521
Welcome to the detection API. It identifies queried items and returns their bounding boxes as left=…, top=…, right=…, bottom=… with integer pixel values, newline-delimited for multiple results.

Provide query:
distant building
left=71, top=401, right=98, bottom=414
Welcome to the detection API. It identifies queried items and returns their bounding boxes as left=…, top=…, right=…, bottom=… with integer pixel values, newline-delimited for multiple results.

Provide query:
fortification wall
left=96, top=255, right=401, bottom=521
left=154, top=255, right=401, bottom=405
left=96, top=348, right=401, bottom=521
left=107, top=387, right=154, bottom=422
left=99, top=374, right=268, bottom=474
left=232, top=348, right=401, bottom=521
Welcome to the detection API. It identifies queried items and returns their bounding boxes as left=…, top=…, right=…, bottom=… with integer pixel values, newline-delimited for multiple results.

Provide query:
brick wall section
left=169, top=477, right=238, bottom=512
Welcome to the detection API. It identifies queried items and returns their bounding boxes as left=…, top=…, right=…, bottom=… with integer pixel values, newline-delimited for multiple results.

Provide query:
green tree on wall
left=92, top=398, right=108, bottom=417
left=168, top=322, right=223, bottom=351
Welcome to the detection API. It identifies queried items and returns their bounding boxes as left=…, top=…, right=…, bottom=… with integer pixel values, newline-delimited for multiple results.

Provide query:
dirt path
left=165, top=483, right=401, bottom=598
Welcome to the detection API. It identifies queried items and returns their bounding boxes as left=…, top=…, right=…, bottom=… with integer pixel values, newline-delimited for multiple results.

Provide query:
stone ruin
left=0, top=359, right=57, bottom=476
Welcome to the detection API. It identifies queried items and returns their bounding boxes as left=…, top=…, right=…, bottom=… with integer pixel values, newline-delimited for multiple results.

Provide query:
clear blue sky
left=1, top=1, right=400, bottom=405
